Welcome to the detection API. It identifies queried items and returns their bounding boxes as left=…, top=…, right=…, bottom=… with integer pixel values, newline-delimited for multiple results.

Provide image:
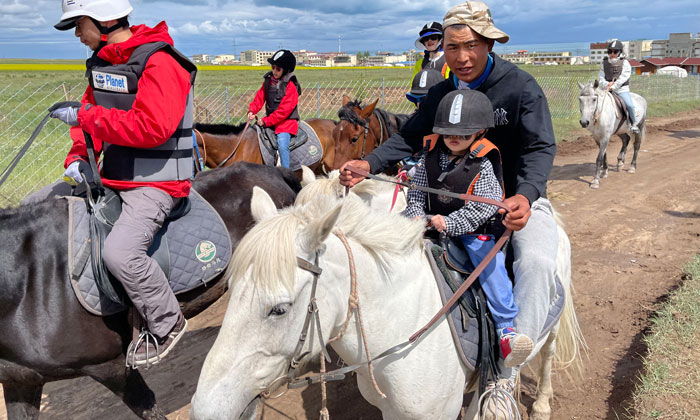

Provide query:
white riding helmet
left=55, top=0, right=133, bottom=31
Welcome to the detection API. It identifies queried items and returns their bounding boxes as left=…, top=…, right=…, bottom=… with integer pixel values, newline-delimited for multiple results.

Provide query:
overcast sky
left=1, top=0, right=699, bottom=59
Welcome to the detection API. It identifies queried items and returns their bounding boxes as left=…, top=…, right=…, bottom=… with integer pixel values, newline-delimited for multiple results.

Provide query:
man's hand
left=498, top=194, right=531, bottom=231
left=62, top=160, right=94, bottom=187
left=339, top=160, right=370, bottom=188
left=49, top=101, right=82, bottom=127
left=430, top=214, right=447, bottom=232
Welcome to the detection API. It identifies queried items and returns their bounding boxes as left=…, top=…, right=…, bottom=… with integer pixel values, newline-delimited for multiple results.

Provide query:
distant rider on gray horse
left=598, top=39, right=640, bottom=133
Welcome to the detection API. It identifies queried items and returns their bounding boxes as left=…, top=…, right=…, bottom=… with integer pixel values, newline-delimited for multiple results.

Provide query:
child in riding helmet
left=247, top=49, right=301, bottom=168
left=406, top=68, right=444, bottom=109
left=412, top=21, right=450, bottom=79
left=402, top=90, right=533, bottom=368
left=598, top=39, right=639, bottom=133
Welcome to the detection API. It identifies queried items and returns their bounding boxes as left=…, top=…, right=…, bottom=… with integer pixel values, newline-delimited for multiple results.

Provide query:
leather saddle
left=256, top=125, right=308, bottom=154
left=610, top=92, right=631, bottom=124
left=87, top=187, right=191, bottom=306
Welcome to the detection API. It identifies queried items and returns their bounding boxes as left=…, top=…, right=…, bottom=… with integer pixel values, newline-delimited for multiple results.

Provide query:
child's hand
left=256, top=119, right=265, bottom=127
left=247, top=111, right=255, bottom=120
left=430, top=215, right=447, bottom=232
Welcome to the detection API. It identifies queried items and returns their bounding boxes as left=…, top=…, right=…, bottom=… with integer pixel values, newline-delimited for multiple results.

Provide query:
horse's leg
left=85, top=359, right=166, bottom=420
left=602, top=151, right=609, bottom=179
left=591, top=136, right=609, bottom=189
left=629, top=125, right=643, bottom=174
left=617, top=133, right=631, bottom=171
left=3, top=382, right=44, bottom=420
left=531, top=330, right=557, bottom=420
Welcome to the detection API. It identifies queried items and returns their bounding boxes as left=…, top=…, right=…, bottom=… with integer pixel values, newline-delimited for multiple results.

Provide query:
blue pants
left=461, top=234, right=518, bottom=329
left=277, top=132, right=291, bottom=169
left=617, top=91, right=637, bottom=125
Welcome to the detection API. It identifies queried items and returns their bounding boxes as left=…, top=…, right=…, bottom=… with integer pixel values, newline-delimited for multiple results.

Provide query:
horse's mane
left=194, top=122, right=248, bottom=135
left=231, top=192, right=424, bottom=293
left=338, top=99, right=367, bottom=125
left=296, top=170, right=398, bottom=205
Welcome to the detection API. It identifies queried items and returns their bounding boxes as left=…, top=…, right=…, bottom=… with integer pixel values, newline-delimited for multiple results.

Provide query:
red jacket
left=248, top=78, right=299, bottom=135
left=66, top=21, right=192, bottom=197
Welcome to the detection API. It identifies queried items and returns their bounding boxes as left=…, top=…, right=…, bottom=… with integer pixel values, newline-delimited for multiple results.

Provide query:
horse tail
left=552, top=219, right=587, bottom=380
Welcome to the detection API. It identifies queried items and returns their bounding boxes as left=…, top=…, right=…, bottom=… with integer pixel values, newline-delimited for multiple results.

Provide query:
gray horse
left=578, top=80, right=647, bottom=189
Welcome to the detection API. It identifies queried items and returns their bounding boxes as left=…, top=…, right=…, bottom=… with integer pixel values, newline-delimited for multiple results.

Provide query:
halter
left=339, top=107, right=387, bottom=160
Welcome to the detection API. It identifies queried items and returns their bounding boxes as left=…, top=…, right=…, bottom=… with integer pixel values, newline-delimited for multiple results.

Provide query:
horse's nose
left=579, top=120, right=588, bottom=128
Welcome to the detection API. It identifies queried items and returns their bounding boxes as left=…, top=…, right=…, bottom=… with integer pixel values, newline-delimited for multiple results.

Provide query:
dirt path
left=2, top=109, right=700, bottom=419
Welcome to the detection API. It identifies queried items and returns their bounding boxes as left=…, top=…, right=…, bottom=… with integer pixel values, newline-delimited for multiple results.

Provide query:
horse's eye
left=351, top=136, right=359, bottom=143
left=268, top=303, right=290, bottom=317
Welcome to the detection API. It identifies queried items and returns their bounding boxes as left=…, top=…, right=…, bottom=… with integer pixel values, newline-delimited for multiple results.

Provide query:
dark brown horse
left=0, top=162, right=300, bottom=420
left=193, top=119, right=338, bottom=175
left=332, top=95, right=410, bottom=170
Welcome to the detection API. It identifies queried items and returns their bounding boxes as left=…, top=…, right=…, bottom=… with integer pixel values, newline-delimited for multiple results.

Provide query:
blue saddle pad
left=66, top=189, right=232, bottom=316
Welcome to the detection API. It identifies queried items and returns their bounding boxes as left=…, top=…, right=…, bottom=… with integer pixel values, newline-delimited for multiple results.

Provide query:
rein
left=0, top=112, right=52, bottom=188
left=217, top=119, right=251, bottom=168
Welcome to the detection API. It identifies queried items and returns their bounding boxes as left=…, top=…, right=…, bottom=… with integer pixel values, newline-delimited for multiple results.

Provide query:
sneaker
left=131, top=315, right=188, bottom=368
left=480, top=378, right=519, bottom=420
left=499, top=327, right=534, bottom=368
left=630, top=125, right=640, bottom=134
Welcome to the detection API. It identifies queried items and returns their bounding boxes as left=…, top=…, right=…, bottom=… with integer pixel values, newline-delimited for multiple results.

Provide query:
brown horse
left=193, top=119, right=337, bottom=175
left=332, top=95, right=410, bottom=170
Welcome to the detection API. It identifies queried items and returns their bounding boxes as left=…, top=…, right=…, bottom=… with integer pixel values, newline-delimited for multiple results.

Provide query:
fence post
left=382, top=77, right=385, bottom=107
left=225, top=87, right=230, bottom=123
left=316, top=82, right=320, bottom=118
left=566, top=74, right=571, bottom=118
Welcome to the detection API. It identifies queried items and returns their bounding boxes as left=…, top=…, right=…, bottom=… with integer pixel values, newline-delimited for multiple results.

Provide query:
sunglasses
left=422, top=34, right=441, bottom=42
left=607, top=49, right=620, bottom=54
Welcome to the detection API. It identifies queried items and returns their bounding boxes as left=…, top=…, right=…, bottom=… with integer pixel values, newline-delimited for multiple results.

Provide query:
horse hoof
left=602, top=172, right=608, bottom=179
left=590, top=181, right=600, bottom=189
left=628, top=167, right=636, bottom=174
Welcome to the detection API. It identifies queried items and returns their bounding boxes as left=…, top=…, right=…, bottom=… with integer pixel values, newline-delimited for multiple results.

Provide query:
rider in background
left=50, top=0, right=196, bottom=366
left=598, top=39, right=639, bottom=133
left=247, top=49, right=301, bottom=169
left=403, top=90, right=533, bottom=368
left=412, top=22, right=450, bottom=78
left=406, top=68, right=445, bottom=109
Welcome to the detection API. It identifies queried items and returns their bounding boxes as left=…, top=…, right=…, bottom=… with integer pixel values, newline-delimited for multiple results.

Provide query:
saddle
left=66, top=187, right=233, bottom=316
left=610, top=92, right=632, bottom=130
left=255, top=121, right=323, bottom=171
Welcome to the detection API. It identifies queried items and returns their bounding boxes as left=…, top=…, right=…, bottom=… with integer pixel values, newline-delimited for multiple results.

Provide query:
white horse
left=578, top=80, right=647, bottom=189
left=191, top=185, right=583, bottom=420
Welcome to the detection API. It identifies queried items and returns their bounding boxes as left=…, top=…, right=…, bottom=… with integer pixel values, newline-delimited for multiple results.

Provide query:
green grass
left=630, top=255, right=700, bottom=420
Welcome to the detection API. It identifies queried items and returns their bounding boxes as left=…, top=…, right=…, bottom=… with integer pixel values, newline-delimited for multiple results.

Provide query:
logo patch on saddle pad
left=195, top=240, right=217, bottom=263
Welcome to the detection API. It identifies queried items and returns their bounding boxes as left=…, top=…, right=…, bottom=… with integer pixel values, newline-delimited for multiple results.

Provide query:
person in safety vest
left=50, top=0, right=196, bottom=368
left=341, top=1, right=558, bottom=394
left=412, top=21, right=450, bottom=79
left=406, top=68, right=444, bottom=109
left=598, top=39, right=639, bottom=133
left=247, top=49, right=301, bottom=169
left=403, top=90, right=533, bottom=368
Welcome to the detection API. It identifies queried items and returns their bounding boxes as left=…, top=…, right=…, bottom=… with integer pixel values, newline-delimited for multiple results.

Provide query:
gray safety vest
left=602, top=57, right=629, bottom=87
left=263, top=71, right=301, bottom=121
left=87, top=41, right=197, bottom=182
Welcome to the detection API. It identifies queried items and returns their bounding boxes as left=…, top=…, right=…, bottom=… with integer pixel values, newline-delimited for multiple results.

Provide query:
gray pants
left=511, top=198, right=559, bottom=343
left=103, top=187, right=180, bottom=338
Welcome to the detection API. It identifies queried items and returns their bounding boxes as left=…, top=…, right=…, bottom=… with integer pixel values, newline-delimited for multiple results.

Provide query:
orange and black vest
left=425, top=137, right=504, bottom=217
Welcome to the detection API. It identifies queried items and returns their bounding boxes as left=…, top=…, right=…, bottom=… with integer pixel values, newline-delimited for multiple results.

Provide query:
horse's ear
left=299, top=202, right=343, bottom=253
left=300, top=166, right=316, bottom=187
left=250, top=186, right=277, bottom=223
left=593, top=79, right=599, bottom=89
left=577, top=81, right=585, bottom=90
left=342, top=95, right=351, bottom=107
left=359, top=99, right=379, bottom=119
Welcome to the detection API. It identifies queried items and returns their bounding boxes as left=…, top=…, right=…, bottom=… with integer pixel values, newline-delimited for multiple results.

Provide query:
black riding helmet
left=433, top=90, right=494, bottom=136
left=607, top=39, right=624, bottom=52
left=414, top=21, right=443, bottom=50
left=268, top=49, right=296, bottom=73
left=406, top=69, right=444, bottom=103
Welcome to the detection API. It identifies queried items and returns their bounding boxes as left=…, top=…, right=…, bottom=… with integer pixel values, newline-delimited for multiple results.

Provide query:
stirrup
left=478, top=385, right=521, bottom=420
left=125, top=328, right=161, bottom=370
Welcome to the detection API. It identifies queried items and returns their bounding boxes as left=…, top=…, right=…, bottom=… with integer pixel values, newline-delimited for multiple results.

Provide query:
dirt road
left=2, top=109, right=700, bottom=419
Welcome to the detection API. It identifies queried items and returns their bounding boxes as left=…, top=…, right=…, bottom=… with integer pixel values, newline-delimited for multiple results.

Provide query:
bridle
left=340, top=108, right=388, bottom=160
left=193, top=119, right=251, bottom=171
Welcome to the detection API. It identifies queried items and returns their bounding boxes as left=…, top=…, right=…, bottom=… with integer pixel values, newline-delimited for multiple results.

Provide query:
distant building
left=640, top=57, right=700, bottom=75
left=192, top=54, right=211, bottom=63
left=363, top=52, right=407, bottom=66
left=651, top=33, right=700, bottom=58
left=241, top=50, right=275, bottom=66
left=212, top=54, right=236, bottom=65
left=589, top=42, right=608, bottom=64
left=627, top=40, right=653, bottom=60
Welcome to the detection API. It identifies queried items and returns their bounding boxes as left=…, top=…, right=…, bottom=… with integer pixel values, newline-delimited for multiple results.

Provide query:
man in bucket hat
left=341, top=0, right=558, bottom=405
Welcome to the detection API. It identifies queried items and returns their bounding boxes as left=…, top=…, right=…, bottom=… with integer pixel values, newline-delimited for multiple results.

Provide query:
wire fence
left=2, top=73, right=700, bottom=207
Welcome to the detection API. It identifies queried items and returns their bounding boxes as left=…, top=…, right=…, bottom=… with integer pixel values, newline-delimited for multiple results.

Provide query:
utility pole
left=232, top=38, right=236, bottom=57
left=338, top=36, right=341, bottom=53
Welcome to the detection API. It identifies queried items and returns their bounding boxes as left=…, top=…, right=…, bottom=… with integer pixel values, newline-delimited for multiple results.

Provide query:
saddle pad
left=257, top=121, right=322, bottom=170
left=423, top=240, right=566, bottom=371
left=66, top=189, right=232, bottom=316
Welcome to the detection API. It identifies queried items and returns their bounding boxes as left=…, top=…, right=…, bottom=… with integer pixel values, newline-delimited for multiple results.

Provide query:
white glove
left=50, top=105, right=79, bottom=126
left=63, top=161, right=84, bottom=186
